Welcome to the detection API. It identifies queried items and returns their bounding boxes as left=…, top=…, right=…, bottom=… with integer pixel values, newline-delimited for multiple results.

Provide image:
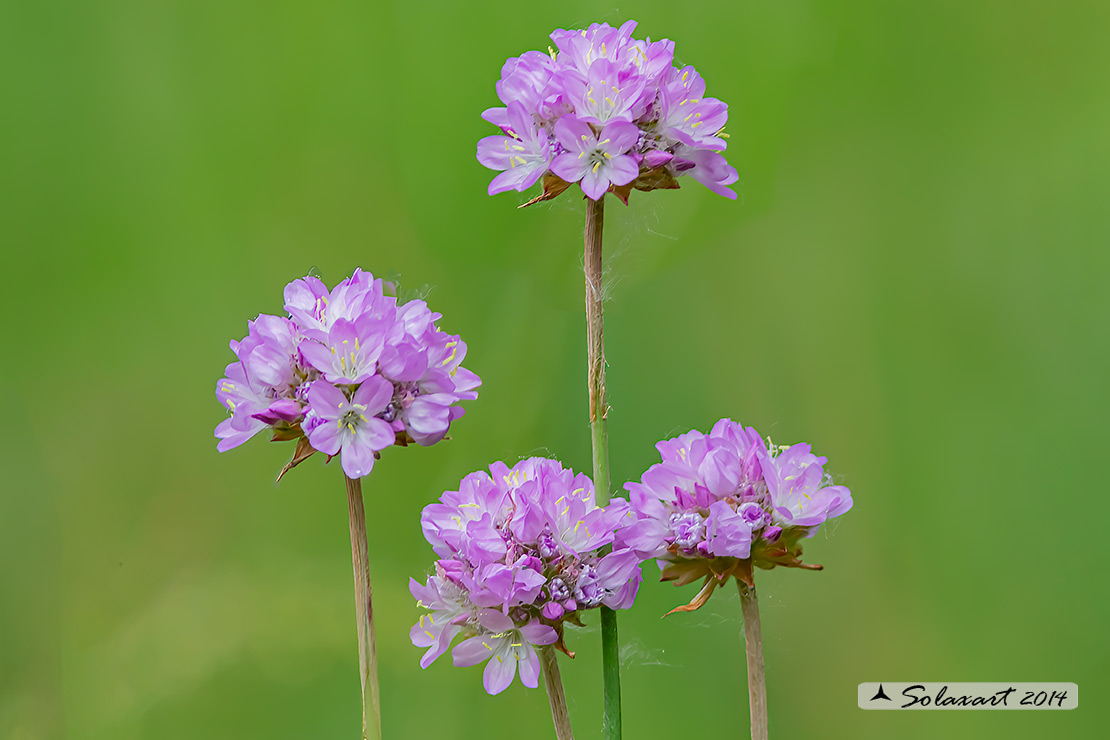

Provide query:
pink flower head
left=621, top=419, right=853, bottom=614
left=411, top=458, right=642, bottom=694
left=214, top=268, right=481, bottom=479
left=477, top=20, right=737, bottom=201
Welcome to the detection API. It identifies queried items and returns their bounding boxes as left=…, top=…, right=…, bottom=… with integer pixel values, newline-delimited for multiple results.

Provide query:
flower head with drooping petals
left=411, top=458, right=642, bottom=694
left=619, top=419, right=852, bottom=615
left=477, top=20, right=738, bottom=203
left=214, top=269, right=480, bottom=479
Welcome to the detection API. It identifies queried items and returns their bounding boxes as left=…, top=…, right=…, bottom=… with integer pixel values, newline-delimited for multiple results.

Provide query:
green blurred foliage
left=2, top=1, right=1108, bottom=738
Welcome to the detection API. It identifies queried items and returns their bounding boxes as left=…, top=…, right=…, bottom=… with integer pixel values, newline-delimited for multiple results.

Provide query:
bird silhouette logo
left=871, top=684, right=892, bottom=702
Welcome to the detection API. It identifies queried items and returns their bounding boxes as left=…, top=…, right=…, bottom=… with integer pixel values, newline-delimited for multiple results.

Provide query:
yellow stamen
left=440, top=343, right=458, bottom=366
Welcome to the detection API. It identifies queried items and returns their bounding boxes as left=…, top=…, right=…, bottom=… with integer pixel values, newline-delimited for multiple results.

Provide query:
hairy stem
left=738, top=580, right=768, bottom=740
left=583, top=195, right=622, bottom=740
left=540, top=645, right=576, bottom=740
left=345, top=474, right=382, bottom=740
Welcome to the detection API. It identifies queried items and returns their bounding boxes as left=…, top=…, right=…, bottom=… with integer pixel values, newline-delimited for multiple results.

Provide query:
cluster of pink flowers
left=409, top=425, right=853, bottom=690
left=215, top=269, right=480, bottom=477
left=410, top=458, right=642, bottom=694
left=477, top=20, right=738, bottom=202
left=214, top=20, right=855, bottom=709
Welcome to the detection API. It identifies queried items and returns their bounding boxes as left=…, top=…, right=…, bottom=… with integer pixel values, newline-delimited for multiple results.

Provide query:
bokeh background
left=3, top=1, right=1108, bottom=738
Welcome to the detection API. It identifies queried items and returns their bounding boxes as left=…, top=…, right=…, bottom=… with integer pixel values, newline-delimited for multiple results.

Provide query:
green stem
left=738, top=579, right=768, bottom=740
left=540, top=645, right=576, bottom=740
left=345, top=474, right=382, bottom=740
left=583, top=195, right=622, bottom=740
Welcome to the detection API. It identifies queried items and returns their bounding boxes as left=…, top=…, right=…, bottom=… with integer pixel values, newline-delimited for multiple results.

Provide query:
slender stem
left=345, top=474, right=382, bottom=740
left=583, top=195, right=622, bottom=740
left=584, top=196, right=607, bottom=432
left=599, top=605, right=621, bottom=735
left=540, top=645, right=576, bottom=740
left=738, top=580, right=768, bottom=740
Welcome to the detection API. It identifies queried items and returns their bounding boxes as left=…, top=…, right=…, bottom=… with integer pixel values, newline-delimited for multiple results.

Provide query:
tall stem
left=345, top=474, right=382, bottom=740
left=540, top=645, right=576, bottom=740
left=583, top=195, right=622, bottom=740
left=738, top=580, right=768, bottom=740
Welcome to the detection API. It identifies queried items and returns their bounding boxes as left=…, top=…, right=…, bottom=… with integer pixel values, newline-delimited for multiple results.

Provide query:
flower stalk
left=738, top=580, right=768, bottom=740
left=345, top=474, right=382, bottom=740
left=583, top=195, right=622, bottom=740
left=540, top=645, right=576, bottom=740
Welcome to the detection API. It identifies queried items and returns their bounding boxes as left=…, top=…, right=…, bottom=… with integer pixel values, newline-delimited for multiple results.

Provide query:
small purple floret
left=669, top=511, right=706, bottom=549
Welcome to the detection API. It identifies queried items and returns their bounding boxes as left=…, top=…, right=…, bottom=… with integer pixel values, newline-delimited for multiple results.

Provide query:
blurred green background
left=3, top=0, right=1107, bottom=738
